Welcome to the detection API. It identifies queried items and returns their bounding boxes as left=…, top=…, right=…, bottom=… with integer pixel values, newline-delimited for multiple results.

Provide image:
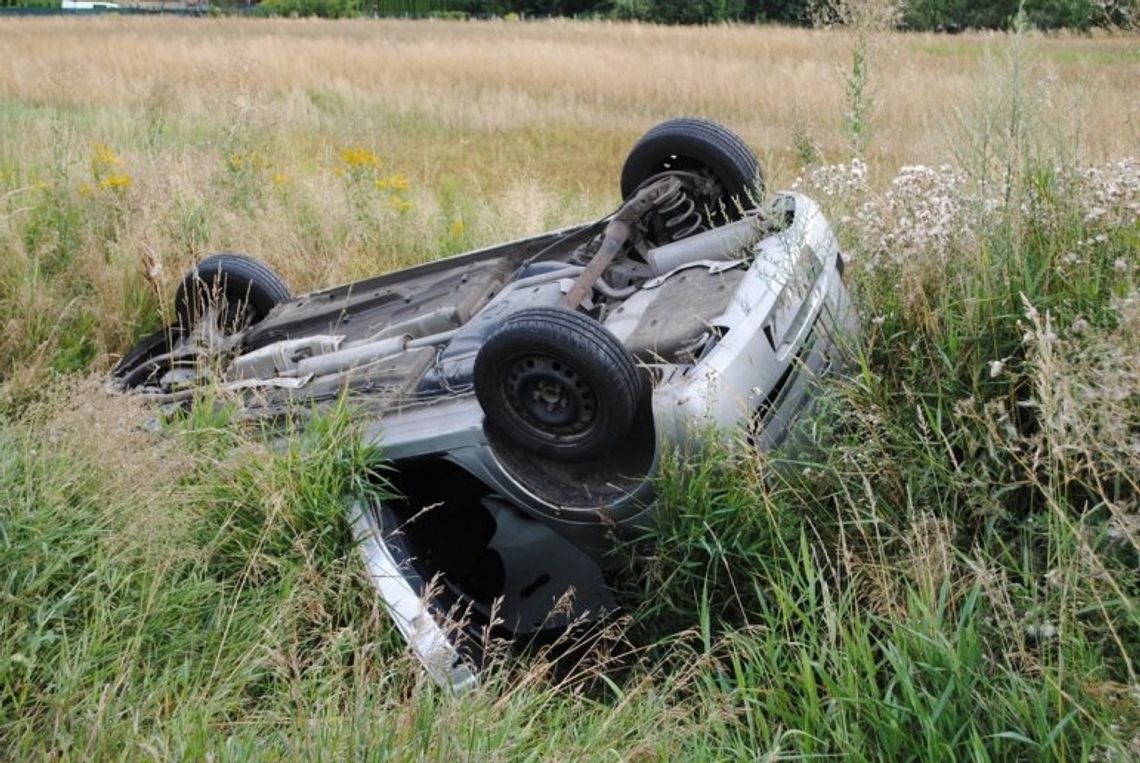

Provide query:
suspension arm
left=560, top=176, right=682, bottom=310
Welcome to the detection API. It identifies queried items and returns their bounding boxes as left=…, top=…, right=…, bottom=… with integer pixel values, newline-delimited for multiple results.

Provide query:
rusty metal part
left=561, top=176, right=681, bottom=310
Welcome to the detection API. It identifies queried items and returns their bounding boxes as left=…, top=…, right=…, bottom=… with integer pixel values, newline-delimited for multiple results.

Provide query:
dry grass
left=1, top=18, right=1136, bottom=187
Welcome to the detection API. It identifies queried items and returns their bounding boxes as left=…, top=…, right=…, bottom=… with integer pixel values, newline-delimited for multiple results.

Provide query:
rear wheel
left=174, top=252, right=291, bottom=333
left=474, top=308, right=643, bottom=462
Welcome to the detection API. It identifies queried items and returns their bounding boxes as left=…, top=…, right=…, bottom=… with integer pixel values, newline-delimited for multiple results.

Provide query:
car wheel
left=620, top=117, right=764, bottom=220
left=474, top=307, right=643, bottom=462
left=175, top=252, right=291, bottom=333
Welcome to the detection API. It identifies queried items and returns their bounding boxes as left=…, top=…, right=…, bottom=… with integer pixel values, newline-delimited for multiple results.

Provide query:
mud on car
left=111, top=118, right=860, bottom=690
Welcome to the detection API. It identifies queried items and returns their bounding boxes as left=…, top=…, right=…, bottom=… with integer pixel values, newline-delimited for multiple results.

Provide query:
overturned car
left=111, top=118, right=859, bottom=690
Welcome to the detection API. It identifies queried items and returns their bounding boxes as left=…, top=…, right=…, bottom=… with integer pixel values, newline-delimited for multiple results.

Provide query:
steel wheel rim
left=502, top=353, right=597, bottom=442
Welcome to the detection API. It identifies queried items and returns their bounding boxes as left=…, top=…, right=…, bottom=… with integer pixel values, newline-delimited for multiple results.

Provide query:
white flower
left=988, top=359, right=1005, bottom=378
left=1025, top=622, right=1058, bottom=640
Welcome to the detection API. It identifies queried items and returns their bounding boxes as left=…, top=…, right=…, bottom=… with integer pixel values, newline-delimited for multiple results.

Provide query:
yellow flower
left=272, top=173, right=288, bottom=186
left=91, top=142, right=121, bottom=169
left=387, top=195, right=413, bottom=213
left=90, top=142, right=126, bottom=185
left=387, top=173, right=409, bottom=192
left=376, top=173, right=409, bottom=193
left=340, top=146, right=381, bottom=169
left=98, top=173, right=132, bottom=190
left=449, top=218, right=465, bottom=235
left=229, top=150, right=270, bottom=174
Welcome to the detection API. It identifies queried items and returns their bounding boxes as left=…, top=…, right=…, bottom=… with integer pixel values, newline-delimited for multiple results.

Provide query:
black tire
left=620, top=117, right=764, bottom=218
left=474, top=307, right=643, bottom=462
left=174, top=253, right=291, bottom=332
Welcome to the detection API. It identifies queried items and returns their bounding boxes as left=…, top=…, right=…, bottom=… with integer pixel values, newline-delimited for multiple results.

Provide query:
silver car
left=111, top=118, right=859, bottom=691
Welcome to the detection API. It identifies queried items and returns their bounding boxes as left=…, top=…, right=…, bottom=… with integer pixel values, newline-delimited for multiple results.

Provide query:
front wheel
left=620, top=117, right=764, bottom=221
left=474, top=308, right=643, bottom=462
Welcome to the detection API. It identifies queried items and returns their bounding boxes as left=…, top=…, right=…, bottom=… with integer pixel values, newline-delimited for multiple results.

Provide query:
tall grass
left=1, top=17, right=1137, bottom=761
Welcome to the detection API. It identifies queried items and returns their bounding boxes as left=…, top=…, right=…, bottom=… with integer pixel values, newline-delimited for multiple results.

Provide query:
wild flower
left=1025, top=621, right=1058, bottom=641
left=796, top=155, right=1137, bottom=277
left=89, top=142, right=131, bottom=193
left=387, top=195, right=413, bottom=213
left=222, top=147, right=283, bottom=210
left=374, top=173, right=409, bottom=192
left=859, top=164, right=970, bottom=269
left=796, top=160, right=974, bottom=270
left=449, top=217, right=466, bottom=235
left=98, top=173, right=131, bottom=191
left=335, top=146, right=414, bottom=214
left=1075, top=157, right=1139, bottom=230
left=228, top=150, right=269, bottom=174
left=792, top=158, right=868, bottom=199
left=339, top=146, right=382, bottom=169
left=90, top=142, right=121, bottom=173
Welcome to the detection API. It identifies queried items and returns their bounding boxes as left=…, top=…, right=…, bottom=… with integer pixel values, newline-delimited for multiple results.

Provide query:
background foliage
left=3, top=0, right=1136, bottom=30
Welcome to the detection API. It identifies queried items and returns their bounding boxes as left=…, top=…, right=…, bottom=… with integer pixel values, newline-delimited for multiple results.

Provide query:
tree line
left=4, top=0, right=1134, bottom=29
left=352, top=0, right=1134, bottom=30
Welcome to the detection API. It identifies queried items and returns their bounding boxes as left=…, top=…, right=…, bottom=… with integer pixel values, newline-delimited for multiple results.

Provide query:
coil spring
left=657, top=183, right=706, bottom=241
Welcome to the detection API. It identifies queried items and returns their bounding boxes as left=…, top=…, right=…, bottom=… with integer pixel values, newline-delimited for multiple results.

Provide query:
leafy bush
left=903, top=0, right=1103, bottom=30
left=259, top=0, right=360, bottom=17
left=644, top=0, right=744, bottom=24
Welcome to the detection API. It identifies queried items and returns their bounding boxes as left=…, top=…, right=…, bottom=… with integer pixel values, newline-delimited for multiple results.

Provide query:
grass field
left=2, top=17, right=1138, bottom=760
